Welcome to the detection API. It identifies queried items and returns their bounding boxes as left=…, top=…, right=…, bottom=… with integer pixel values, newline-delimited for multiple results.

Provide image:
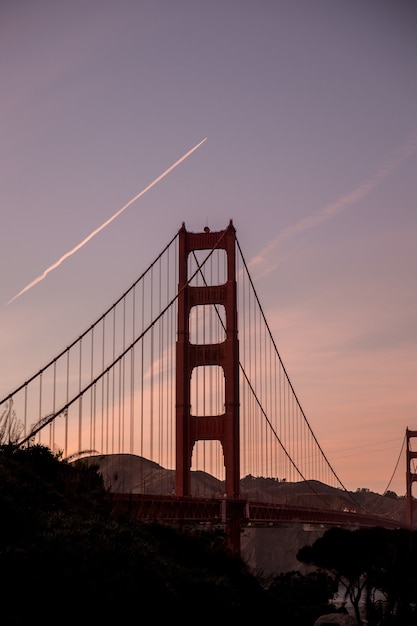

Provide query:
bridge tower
left=406, top=428, right=417, bottom=526
left=175, top=221, right=240, bottom=549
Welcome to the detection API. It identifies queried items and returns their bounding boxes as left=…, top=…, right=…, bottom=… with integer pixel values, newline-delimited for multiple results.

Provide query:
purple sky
left=1, top=1, right=416, bottom=494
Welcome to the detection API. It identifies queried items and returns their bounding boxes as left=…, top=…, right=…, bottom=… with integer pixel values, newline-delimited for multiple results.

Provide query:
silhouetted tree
left=266, top=570, right=338, bottom=625
left=297, top=527, right=370, bottom=623
left=297, top=526, right=417, bottom=625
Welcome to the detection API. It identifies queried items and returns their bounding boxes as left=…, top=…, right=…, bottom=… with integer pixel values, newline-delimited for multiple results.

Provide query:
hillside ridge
left=78, top=452, right=406, bottom=523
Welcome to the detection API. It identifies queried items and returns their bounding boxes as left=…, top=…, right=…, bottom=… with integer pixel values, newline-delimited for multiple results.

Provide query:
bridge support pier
left=221, top=499, right=247, bottom=555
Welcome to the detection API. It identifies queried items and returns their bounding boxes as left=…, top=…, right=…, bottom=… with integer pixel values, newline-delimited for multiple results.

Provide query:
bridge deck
left=111, top=493, right=409, bottom=531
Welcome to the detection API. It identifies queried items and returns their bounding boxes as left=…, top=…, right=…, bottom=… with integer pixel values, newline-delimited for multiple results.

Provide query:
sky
left=1, top=0, right=416, bottom=495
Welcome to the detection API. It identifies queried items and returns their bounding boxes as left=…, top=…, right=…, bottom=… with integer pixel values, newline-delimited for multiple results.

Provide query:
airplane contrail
left=8, top=137, right=207, bottom=305
left=250, top=131, right=417, bottom=275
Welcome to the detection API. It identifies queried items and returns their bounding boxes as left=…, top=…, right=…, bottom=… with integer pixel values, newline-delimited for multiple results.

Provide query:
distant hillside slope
left=78, top=453, right=406, bottom=523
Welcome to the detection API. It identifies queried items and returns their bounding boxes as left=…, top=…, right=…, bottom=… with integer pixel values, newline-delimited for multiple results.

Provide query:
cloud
left=7, top=138, right=207, bottom=304
left=250, top=131, right=417, bottom=272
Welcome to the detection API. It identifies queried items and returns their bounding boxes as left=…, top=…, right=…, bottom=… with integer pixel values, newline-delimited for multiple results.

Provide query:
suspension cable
left=235, top=236, right=381, bottom=514
left=383, top=433, right=406, bottom=495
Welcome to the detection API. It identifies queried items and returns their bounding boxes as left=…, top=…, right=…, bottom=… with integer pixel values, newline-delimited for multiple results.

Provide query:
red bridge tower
left=175, top=221, right=241, bottom=549
left=406, top=428, right=417, bottom=525
left=175, top=220, right=240, bottom=497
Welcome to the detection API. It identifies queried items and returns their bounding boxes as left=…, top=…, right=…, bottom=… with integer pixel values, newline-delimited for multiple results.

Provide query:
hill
left=78, top=453, right=407, bottom=524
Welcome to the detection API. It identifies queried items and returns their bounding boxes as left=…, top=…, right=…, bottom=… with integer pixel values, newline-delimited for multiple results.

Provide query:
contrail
left=8, top=137, right=207, bottom=305
left=250, top=131, right=417, bottom=275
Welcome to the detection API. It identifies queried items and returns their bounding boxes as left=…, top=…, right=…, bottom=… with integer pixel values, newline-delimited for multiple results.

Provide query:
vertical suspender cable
left=101, top=319, right=105, bottom=454
left=78, top=338, right=82, bottom=454
left=90, top=329, right=94, bottom=452
left=65, top=350, right=69, bottom=456
left=130, top=285, right=136, bottom=457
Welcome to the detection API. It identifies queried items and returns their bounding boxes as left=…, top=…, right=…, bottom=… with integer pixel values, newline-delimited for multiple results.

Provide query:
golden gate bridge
left=0, top=221, right=415, bottom=554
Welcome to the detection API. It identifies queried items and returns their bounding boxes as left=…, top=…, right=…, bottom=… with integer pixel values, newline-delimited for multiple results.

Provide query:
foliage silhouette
left=0, top=444, right=268, bottom=622
left=0, top=443, right=355, bottom=624
left=266, top=569, right=338, bottom=625
left=297, top=526, right=417, bottom=625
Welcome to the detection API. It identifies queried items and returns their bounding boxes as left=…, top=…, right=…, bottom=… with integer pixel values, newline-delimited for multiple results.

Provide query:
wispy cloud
left=7, top=138, right=207, bottom=305
left=250, top=132, right=417, bottom=273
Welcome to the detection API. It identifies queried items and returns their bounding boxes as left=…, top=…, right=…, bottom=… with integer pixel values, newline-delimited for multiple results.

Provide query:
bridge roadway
left=111, top=493, right=409, bottom=532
